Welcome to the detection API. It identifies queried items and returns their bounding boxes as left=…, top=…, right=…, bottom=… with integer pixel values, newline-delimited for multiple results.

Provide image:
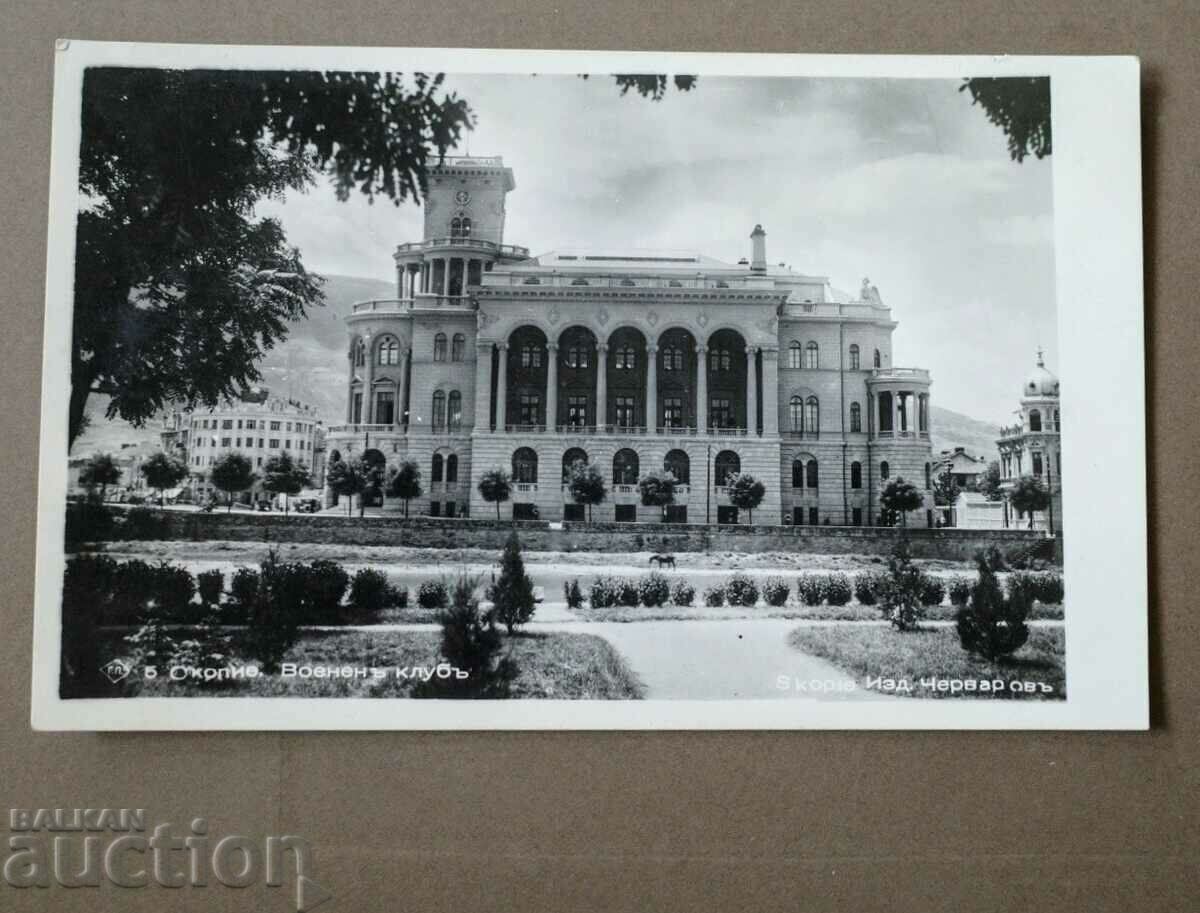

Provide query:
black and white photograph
left=31, top=44, right=1146, bottom=729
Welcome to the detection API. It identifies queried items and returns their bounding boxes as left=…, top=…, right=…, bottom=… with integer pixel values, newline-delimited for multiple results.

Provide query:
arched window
left=880, top=460, right=890, bottom=480
left=447, top=391, right=462, bottom=430
left=460, top=217, right=471, bottom=238
left=662, top=347, right=685, bottom=371
left=431, top=453, right=444, bottom=483
left=849, top=401, right=862, bottom=433
left=446, top=454, right=458, bottom=484
left=432, top=390, right=446, bottom=430
left=805, top=396, right=819, bottom=435
left=433, top=333, right=447, bottom=362
left=878, top=391, right=893, bottom=433
left=1032, top=452, right=1043, bottom=477
left=378, top=336, right=399, bottom=366
left=664, top=449, right=690, bottom=485
left=562, top=447, right=589, bottom=482
left=789, top=341, right=802, bottom=369
left=850, top=461, right=862, bottom=489
left=1029, top=409, right=1042, bottom=432
left=849, top=344, right=860, bottom=370
left=805, top=341, right=819, bottom=369
left=791, top=458, right=804, bottom=488
left=715, top=450, right=740, bottom=486
left=873, top=348, right=881, bottom=368
left=924, top=462, right=932, bottom=489
left=354, top=339, right=366, bottom=367
left=512, top=448, right=538, bottom=484
left=613, top=448, right=640, bottom=485
left=449, top=217, right=462, bottom=238
left=451, top=333, right=465, bottom=361
left=520, top=344, right=543, bottom=369
left=1054, top=409, right=1061, bottom=431
left=789, top=395, right=803, bottom=431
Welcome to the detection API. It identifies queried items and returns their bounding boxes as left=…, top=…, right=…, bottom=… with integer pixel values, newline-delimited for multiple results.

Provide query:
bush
left=617, top=577, right=640, bottom=607
left=389, top=584, right=408, bottom=608
left=105, top=560, right=196, bottom=625
left=671, top=579, right=695, bottom=607
left=228, top=567, right=261, bottom=618
left=60, top=555, right=119, bottom=695
left=854, top=572, right=886, bottom=606
left=824, top=573, right=853, bottom=606
left=417, top=579, right=449, bottom=609
left=918, top=574, right=946, bottom=607
left=879, top=540, right=925, bottom=631
left=421, top=574, right=518, bottom=697
left=762, top=576, right=790, bottom=607
left=121, top=506, right=169, bottom=540
left=980, top=544, right=1007, bottom=572
left=242, top=551, right=305, bottom=673
left=349, top=569, right=391, bottom=614
left=948, top=576, right=974, bottom=607
left=726, top=573, right=759, bottom=607
left=1033, top=572, right=1064, bottom=604
left=956, top=552, right=1031, bottom=660
left=796, top=575, right=826, bottom=606
left=64, top=501, right=114, bottom=545
left=492, top=531, right=536, bottom=633
left=589, top=576, right=622, bottom=609
left=196, top=569, right=224, bottom=606
left=303, top=560, right=350, bottom=622
left=563, top=579, right=584, bottom=609
left=703, top=583, right=726, bottom=607
left=638, top=573, right=671, bottom=608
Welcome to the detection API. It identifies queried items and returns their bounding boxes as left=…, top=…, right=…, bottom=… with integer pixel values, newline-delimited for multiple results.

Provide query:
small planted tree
left=880, top=476, right=923, bottom=528
left=209, top=451, right=257, bottom=512
left=932, top=467, right=958, bottom=507
left=566, top=460, right=607, bottom=522
left=1008, top=475, right=1050, bottom=529
left=478, top=468, right=512, bottom=521
left=975, top=460, right=1003, bottom=501
left=491, top=531, right=536, bottom=634
left=638, top=469, right=677, bottom=522
left=878, top=538, right=926, bottom=631
left=261, top=451, right=311, bottom=515
left=956, top=551, right=1032, bottom=660
left=726, top=472, right=766, bottom=524
left=386, top=459, right=422, bottom=518
left=326, top=456, right=367, bottom=517
left=419, top=572, right=518, bottom=697
left=79, top=452, right=122, bottom=501
left=139, top=451, right=189, bottom=507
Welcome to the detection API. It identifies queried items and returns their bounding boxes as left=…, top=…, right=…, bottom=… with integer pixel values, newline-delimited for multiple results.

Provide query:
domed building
left=324, top=155, right=937, bottom=526
left=997, top=350, right=1062, bottom=531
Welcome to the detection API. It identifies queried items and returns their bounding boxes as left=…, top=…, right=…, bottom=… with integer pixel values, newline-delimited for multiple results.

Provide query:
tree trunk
left=346, top=496, right=352, bottom=517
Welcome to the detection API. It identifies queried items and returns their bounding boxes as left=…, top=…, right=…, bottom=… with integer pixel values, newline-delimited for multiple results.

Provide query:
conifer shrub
left=671, top=579, right=696, bottom=607
left=762, top=576, right=791, bottom=607
left=796, top=575, right=826, bottom=607
left=417, top=579, right=450, bottom=609
left=948, top=576, right=974, bottom=607
left=703, top=583, right=726, bottom=607
left=418, top=572, right=517, bottom=697
left=726, top=573, right=759, bottom=607
left=879, top=539, right=925, bottom=631
left=956, top=551, right=1032, bottom=660
left=918, top=574, right=946, bottom=607
left=228, top=567, right=261, bottom=622
left=563, top=578, right=584, bottom=609
left=824, top=573, right=853, bottom=606
left=492, top=531, right=536, bottom=633
left=196, top=569, right=224, bottom=607
left=242, top=550, right=305, bottom=674
left=638, top=573, right=671, bottom=608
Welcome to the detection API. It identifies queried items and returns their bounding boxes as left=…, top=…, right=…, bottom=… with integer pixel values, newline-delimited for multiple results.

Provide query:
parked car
left=293, top=498, right=322, bottom=513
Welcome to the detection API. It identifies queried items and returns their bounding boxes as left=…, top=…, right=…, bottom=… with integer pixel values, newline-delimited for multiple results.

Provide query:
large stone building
left=997, top=351, right=1063, bottom=531
left=325, top=155, right=936, bottom=526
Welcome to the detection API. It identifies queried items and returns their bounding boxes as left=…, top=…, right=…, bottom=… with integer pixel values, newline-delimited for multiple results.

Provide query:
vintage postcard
left=31, top=43, right=1146, bottom=729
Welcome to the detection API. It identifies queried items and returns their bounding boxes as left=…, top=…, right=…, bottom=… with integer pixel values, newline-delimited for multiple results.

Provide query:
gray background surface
left=0, top=3, right=1192, bottom=910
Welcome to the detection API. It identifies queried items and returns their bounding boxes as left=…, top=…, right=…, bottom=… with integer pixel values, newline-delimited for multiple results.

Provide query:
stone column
left=646, top=344, right=658, bottom=432
left=546, top=343, right=559, bottom=431
left=396, top=348, right=410, bottom=429
left=746, top=346, right=759, bottom=434
left=596, top=343, right=609, bottom=429
left=696, top=345, right=708, bottom=433
left=345, top=351, right=356, bottom=422
left=362, top=339, right=375, bottom=423
left=474, top=342, right=494, bottom=431
left=495, top=344, right=509, bottom=431
left=762, top=347, right=779, bottom=436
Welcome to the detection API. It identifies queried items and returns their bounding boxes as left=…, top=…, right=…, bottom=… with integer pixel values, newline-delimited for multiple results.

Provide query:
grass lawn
left=788, top=624, right=1065, bottom=699
left=576, top=602, right=1063, bottom=623
left=88, top=629, right=643, bottom=700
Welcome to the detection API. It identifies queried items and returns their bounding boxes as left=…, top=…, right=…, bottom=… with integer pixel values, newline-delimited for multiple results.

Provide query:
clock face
left=454, top=189, right=471, bottom=204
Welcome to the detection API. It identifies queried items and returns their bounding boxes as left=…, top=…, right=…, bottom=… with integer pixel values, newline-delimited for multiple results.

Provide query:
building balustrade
left=782, top=430, right=821, bottom=440
left=327, top=423, right=395, bottom=434
left=514, top=482, right=538, bottom=494
left=496, top=423, right=757, bottom=439
left=351, top=293, right=475, bottom=314
left=394, top=238, right=530, bottom=258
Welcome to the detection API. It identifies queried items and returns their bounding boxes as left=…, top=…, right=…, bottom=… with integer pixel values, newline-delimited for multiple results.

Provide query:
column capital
left=496, top=342, right=509, bottom=352
left=598, top=342, right=609, bottom=353
left=696, top=344, right=708, bottom=354
left=647, top=344, right=659, bottom=354
left=547, top=342, right=559, bottom=352
left=745, top=345, right=760, bottom=356
left=761, top=346, right=779, bottom=359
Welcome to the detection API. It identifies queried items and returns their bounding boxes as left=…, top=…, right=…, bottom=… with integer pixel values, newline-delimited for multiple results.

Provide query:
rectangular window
left=566, top=396, right=588, bottom=428
left=375, top=391, right=395, bottom=425
left=852, top=507, right=863, bottom=526
left=285, top=422, right=293, bottom=432
left=235, top=437, right=241, bottom=447
left=237, top=419, right=243, bottom=429
left=445, top=502, right=457, bottom=518
left=615, top=504, right=637, bottom=523
left=614, top=396, right=636, bottom=428
left=709, top=398, right=733, bottom=429
left=222, top=419, right=233, bottom=430
left=221, top=437, right=231, bottom=447
left=284, top=440, right=291, bottom=450
left=270, top=421, right=281, bottom=431
left=662, top=397, right=683, bottom=428
left=256, top=457, right=263, bottom=467
left=665, top=504, right=688, bottom=523
left=429, top=501, right=441, bottom=518
left=809, top=507, right=819, bottom=526
left=258, top=438, right=264, bottom=449
left=717, top=505, right=739, bottom=525
left=793, top=506, right=804, bottom=526
left=269, top=439, right=279, bottom=449
left=519, top=394, right=541, bottom=426
left=245, top=420, right=255, bottom=430
left=563, top=504, right=585, bottom=522
left=352, top=394, right=362, bottom=424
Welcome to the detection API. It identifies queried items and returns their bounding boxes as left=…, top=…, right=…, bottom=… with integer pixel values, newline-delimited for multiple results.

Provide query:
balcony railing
left=350, top=293, right=476, bottom=314
left=394, top=238, right=530, bottom=258
left=782, top=430, right=821, bottom=440
left=869, top=367, right=931, bottom=381
left=327, top=424, right=396, bottom=434
left=514, top=482, right=538, bottom=493
left=506, top=424, right=751, bottom=438
left=873, top=429, right=931, bottom=440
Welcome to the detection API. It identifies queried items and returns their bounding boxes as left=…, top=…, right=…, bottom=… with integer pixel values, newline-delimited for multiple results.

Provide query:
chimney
left=750, top=224, right=767, bottom=273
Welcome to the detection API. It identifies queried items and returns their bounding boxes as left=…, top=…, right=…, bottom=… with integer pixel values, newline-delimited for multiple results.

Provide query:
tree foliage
left=261, top=451, right=311, bottom=514
left=566, top=460, right=607, bottom=522
left=638, top=470, right=678, bottom=521
left=80, top=452, right=122, bottom=499
left=976, top=460, right=1003, bottom=501
left=960, top=77, right=1051, bottom=162
left=880, top=477, right=924, bottom=527
left=209, top=452, right=257, bottom=511
left=386, top=459, right=423, bottom=517
left=478, top=468, right=512, bottom=521
left=932, top=467, right=958, bottom=507
left=1008, top=475, right=1050, bottom=528
left=139, top=451, right=188, bottom=505
left=326, top=455, right=381, bottom=517
left=491, top=531, right=536, bottom=634
left=71, top=68, right=474, bottom=446
left=726, top=472, right=766, bottom=523
left=955, top=551, right=1032, bottom=660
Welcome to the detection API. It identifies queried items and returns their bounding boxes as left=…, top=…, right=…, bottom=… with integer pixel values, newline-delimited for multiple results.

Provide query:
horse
left=648, top=553, right=676, bottom=570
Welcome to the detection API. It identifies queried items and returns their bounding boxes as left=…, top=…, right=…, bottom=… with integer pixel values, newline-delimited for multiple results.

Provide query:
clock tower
left=422, top=156, right=516, bottom=245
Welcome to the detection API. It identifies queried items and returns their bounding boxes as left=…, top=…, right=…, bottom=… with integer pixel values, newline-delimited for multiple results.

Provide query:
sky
left=258, top=73, right=1058, bottom=424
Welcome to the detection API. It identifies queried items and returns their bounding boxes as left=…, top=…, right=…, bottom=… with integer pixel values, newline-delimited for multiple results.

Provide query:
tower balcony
left=394, top=238, right=530, bottom=260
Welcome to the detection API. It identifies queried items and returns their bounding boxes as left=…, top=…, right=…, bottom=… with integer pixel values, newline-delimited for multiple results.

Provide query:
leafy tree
left=71, top=68, right=475, bottom=447
left=566, top=460, right=607, bottom=522
left=386, top=459, right=423, bottom=518
left=975, top=460, right=1003, bottom=501
left=638, top=470, right=678, bottom=522
left=326, top=456, right=376, bottom=517
left=79, top=452, right=122, bottom=501
left=1008, top=475, right=1050, bottom=529
left=960, top=77, right=1051, bottom=162
left=478, top=468, right=512, bottom=521
left=491, top=531, right=536, bottom=634
left=726, top=472, right=766, bottom=524
left=139, top=451, right=188, bottom=506
left=261, top=451, right=311, bottom=515
left=880, top=477, right=923, bottom=528
left=932, top=467, right=958, bottom=507
left=955, top=551, right=1032, bottom=660
left=209, top=452, right=257, bottom=512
